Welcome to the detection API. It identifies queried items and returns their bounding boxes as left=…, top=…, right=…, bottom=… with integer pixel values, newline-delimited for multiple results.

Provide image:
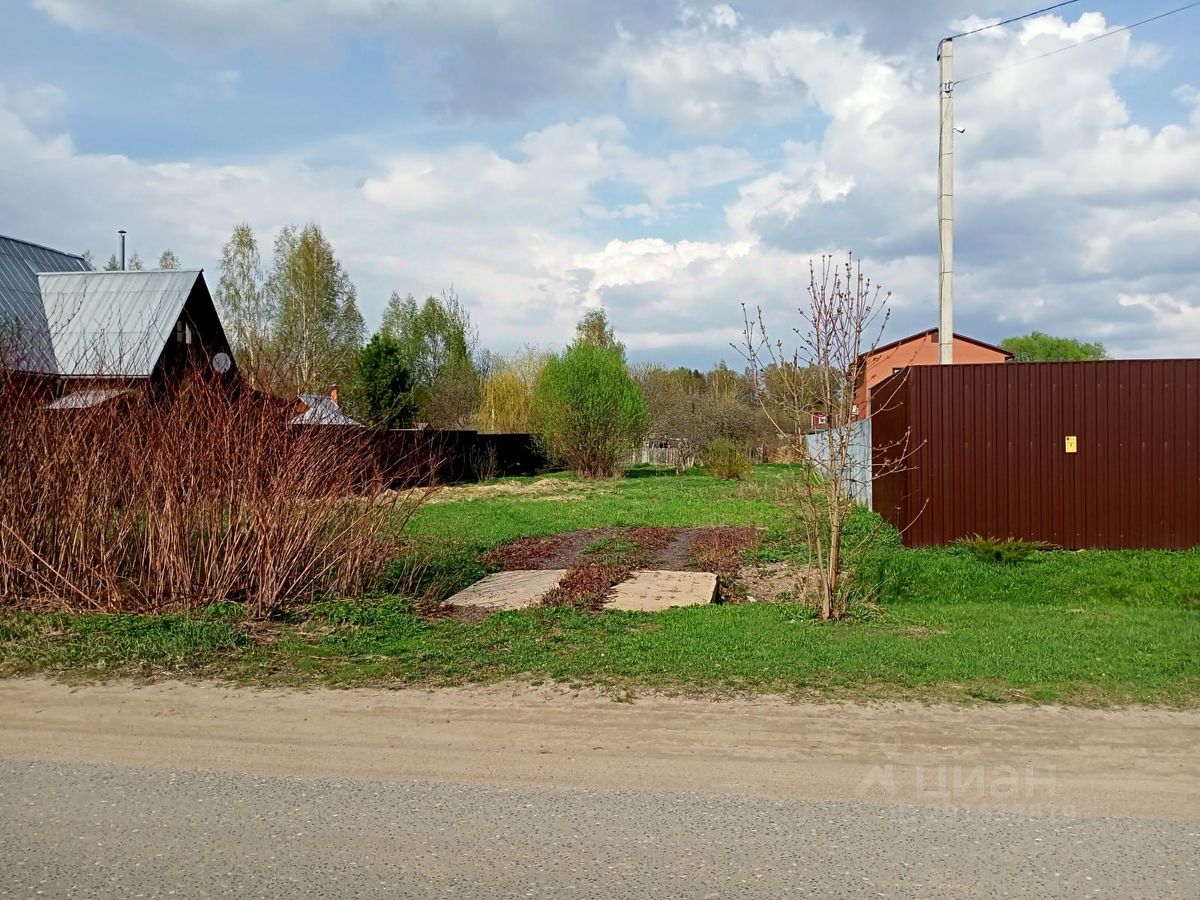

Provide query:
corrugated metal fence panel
left=870, top=360, right=1200, bottom=550
left=804, top=419, right=872, bottom=507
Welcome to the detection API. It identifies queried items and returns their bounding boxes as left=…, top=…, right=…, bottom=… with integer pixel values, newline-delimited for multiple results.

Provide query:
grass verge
left=2, top=467, right=1197, bottom=706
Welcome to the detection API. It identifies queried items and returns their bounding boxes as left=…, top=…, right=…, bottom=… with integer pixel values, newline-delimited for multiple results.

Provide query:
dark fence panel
left=369, top=429, right=551, bottom=487
left=871, top=360, right=1200, bottom=549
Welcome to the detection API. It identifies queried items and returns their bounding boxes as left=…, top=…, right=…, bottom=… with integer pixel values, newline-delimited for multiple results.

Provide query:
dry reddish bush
left=541, top=563, right=622, bottom=610
left=687, top=527, right=761, bottom=602
left=0, top=369, right=433, bottom=617
left=626, top=527, right=675, bottom=564
left=480, top=535, right=567, bottom=571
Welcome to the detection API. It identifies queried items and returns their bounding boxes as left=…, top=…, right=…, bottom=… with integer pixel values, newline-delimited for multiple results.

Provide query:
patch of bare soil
left=739, top=561, right=820, bottom=605
left=486, top=526, right=761, bottom=574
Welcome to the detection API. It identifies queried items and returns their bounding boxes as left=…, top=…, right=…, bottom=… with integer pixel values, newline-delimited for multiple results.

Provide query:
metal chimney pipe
left=118, top=230, right=127, bottom=270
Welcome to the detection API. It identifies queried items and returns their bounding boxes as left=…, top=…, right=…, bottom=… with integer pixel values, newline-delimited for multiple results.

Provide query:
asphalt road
left=1, top=680, right=1198, bottom=898
left=2, top=758, right=1198, bottom=898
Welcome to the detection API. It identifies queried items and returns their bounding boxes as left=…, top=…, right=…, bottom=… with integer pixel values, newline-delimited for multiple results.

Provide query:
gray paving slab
left=606, top=569, right=717, bottom=612
left=446, top=569, right=568, bottom=610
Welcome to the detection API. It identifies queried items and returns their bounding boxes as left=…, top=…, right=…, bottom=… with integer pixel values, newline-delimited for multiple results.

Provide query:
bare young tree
left=215, top=223, right=273, bottom=388
left=741, top=253, right=894, bottom=620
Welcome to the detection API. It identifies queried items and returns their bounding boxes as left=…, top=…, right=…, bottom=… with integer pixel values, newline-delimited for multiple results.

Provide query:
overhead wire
left=956, top=1, right=1200, bottom=84
left=948, top=0, right=1082, bottom=39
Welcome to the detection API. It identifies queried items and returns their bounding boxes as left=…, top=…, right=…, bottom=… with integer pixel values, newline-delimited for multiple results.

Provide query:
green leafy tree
left=573, top=308, right=624, bottom=355
left=267, top=223, right=365, bottom=395
left=127, top=252, right=144, bottom=271
left=157, top=249, right=181, bottom=269
left=343, top=332, right=417, bottom=428
left=477, top=347, right=550, bottom=433
left=1000, top=331, right=1109, bottom=362
left=215, top=223, right=274, bottom=388
left=380, top=289, right=480, bottom=427
left=531, top=342, right=650, bottom=478
left=103, top=254, right=120, bottom=271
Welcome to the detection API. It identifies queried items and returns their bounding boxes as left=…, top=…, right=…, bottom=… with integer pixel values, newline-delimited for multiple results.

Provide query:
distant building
left=292, top=391, right=363, bottom=427
left=853, top=327, right=1011, bottom=419
left=0, top=234, right=236, bottom=406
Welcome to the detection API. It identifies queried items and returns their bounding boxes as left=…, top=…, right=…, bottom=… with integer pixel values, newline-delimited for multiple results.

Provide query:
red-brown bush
left=0, top=370, right=433, bottom=617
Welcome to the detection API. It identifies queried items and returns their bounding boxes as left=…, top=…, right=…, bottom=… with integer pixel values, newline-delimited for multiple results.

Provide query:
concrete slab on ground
left=607, top=570, right=717, bottom=612
left=447, top=570, right=569, bottom=611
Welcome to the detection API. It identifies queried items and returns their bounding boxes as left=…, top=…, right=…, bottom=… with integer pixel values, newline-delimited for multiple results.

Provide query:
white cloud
left=0, top=82, right=67, bottom=124
left=6, top=5, right=1200, bottom=361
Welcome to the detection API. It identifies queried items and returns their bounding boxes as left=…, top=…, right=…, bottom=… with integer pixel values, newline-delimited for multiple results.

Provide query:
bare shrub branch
left=0, top=366, right=433, bottom=617
left=737, top=253, right=909, bottom=620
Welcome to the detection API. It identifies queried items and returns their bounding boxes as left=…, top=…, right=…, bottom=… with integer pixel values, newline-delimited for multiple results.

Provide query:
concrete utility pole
left=937, top=38, right=955, bottom=365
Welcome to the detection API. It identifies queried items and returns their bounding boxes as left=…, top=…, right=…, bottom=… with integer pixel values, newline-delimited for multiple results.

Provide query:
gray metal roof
left=0, top=234, right=89, bottom=373
left=36, top=269, right=203, bottom=377
left=45, top=388, right=132, bottom=409
left=292, top=394, right=363, bottom=426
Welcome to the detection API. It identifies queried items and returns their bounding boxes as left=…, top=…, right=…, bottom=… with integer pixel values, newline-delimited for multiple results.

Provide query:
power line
left=957, top=1, right=1200, bottom=84
left=949, top=1, right=1082, bottom=39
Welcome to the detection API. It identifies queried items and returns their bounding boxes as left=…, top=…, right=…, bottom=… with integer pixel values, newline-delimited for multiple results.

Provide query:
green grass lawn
left=2, top=465, right=1198, bottom=706
left=406, top=464, right=795, bottom=544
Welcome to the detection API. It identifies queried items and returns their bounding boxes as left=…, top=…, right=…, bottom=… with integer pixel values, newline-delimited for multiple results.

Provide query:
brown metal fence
left=871, top=360, right=1200, bottom=549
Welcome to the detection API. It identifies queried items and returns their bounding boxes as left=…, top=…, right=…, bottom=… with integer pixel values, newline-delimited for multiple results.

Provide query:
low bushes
left=704, top=438, right=751, bottom=480
left=531, top=343, right=650, bottom=478
left=955, top=534, right=1050, bottom=564
left=0, top=371, right=431, bottom=617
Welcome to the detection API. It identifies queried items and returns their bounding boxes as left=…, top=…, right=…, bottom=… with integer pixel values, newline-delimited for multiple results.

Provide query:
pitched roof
left=34, top=269, right=204, bottom=377
left=0, top=234, right=90, bottom=372
left=292, top=394, right=363, bottom=426
left=45, top=387, right=133, bottom=409
left=862, top=327, right=1013, bottom=362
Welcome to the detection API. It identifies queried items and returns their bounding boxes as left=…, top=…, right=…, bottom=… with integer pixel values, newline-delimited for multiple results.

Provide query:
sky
left=1, top=0, right=1198, bottom=367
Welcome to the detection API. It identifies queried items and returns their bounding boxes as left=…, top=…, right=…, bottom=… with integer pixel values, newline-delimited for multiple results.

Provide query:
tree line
left=195, top=221, right=1109, bottom=477
left=199, top=221, right=786, bottom=476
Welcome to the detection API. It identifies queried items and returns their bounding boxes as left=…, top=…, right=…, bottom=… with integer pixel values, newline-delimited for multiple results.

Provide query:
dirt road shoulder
left=2, top=678, right=1197, bottom=820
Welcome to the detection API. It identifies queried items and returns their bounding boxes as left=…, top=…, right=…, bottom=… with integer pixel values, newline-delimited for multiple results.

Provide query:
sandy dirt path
left=1, top=678, right=1197, bottom=821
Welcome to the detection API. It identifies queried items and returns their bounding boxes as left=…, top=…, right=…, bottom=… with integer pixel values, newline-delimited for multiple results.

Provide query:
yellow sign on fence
left=1065, top=435, right=1078, bottom=454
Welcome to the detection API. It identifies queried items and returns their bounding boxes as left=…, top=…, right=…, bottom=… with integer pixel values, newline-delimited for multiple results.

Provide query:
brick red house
left=853, top=328, right=1012, bottom=419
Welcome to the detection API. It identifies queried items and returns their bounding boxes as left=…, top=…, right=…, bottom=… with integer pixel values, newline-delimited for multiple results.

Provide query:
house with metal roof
left=0, top=234, right=236, bottom=404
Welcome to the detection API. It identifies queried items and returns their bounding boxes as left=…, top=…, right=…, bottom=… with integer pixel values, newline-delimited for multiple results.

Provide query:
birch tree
left=215, top=224, right=274, bottom=388
left=267, top=223, right=365, bottom=395
left=380, top=289, right=480, bottom=427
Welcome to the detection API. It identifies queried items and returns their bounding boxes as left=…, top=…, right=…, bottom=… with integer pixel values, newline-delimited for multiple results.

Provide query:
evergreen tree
left=343, top=332, right=417, bottom=428
left=380, top=289, right=480, bottom=427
